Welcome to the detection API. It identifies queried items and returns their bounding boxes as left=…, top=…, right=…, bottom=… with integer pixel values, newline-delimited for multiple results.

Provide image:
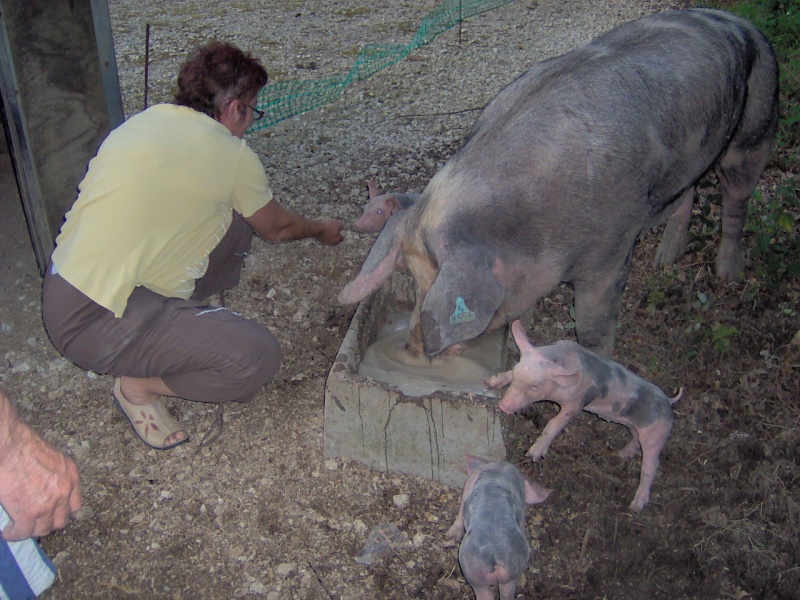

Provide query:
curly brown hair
left=175, top=41, right=268, bottom=119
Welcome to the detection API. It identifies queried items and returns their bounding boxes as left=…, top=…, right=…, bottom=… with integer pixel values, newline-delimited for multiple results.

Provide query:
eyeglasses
left=245, top=103, right=264, bottom=121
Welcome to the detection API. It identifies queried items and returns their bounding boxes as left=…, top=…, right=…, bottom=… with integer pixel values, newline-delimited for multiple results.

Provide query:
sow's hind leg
left=654, top=133, right=772, bottom=280
left=714, top=137, right=773, bottom=282
left=715, top=38, right=778, bottom=282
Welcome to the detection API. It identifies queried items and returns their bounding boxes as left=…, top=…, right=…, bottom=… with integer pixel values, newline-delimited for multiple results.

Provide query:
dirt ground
left=1, top=1, right=798, bottom=599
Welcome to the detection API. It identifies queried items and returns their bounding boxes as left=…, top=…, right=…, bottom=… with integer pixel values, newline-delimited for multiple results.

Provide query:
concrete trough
left=324, top=273, right=510, bottom=488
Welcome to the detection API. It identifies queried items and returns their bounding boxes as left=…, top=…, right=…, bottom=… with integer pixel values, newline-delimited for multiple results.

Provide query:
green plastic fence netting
left=248, top=0, right=514, bottom=132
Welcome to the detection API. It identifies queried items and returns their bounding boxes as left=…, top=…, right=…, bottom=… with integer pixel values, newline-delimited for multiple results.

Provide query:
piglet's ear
left=367, top=178, right=378, bottom=199
left=385, top=195, right=403, bottom=215
left=545, top=360, right=578, bottom=381
left=511, top=320, right=535, bottom=354
left=465, top=455, right=487, bottom=476
left=523, top=479, right=552, bottom=505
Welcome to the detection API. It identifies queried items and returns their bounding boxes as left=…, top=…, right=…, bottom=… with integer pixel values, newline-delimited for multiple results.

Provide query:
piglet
left=353, top=178, right=419, bottom=233
left=447, top=455, right=551, bottom=600
left=486, top=321, right=682, bottom=512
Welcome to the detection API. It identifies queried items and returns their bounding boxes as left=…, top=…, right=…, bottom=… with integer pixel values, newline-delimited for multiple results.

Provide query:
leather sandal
left=112, top=378, right=189, bottom=450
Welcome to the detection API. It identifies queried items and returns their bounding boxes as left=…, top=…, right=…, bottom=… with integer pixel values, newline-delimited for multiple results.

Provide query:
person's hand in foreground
left=0, top=389, right=82, bottom=541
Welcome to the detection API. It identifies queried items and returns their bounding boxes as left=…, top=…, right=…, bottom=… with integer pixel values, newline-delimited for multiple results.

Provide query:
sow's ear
left=419, top=248, right=504, bottom=355
left=338, top=213, right=405, bottom=305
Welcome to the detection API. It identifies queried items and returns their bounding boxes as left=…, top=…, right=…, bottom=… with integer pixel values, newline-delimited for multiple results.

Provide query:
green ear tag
left=450, top=296, right=476, bottom=325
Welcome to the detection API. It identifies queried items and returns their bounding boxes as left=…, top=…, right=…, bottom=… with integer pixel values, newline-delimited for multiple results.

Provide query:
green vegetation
left=745, top=176, right=800, bottom=287
left=680, top=291, right=740, bottom=356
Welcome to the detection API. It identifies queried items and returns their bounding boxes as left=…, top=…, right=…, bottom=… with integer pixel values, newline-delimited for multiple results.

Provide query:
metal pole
left=144, top=23, right=150, bottom=110
left=458, top=0, right=463, bottom=44
left=90, top=0, right=125, bottom=127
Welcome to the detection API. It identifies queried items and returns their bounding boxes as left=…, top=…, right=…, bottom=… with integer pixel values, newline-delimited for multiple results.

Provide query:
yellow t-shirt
left=51, top=104, right=272, bottom=317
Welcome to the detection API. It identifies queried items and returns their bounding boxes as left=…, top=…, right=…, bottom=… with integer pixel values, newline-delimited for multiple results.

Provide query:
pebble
left=11, top=360, right=30, bottom=373
left=249, top=581, right=268, bottom=595
left=276, top=562, right=297, bottom=576
left=74, top=506, right=95, bottom=521
left=392, top=493, right=409, bottom=508
left=48, top=358, right=69, bottom=371
left=352, top=519, right=368, bottom=535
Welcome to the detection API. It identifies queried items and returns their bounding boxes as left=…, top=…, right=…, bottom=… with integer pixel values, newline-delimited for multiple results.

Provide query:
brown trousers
left=42, top=213, right=280, bottom=403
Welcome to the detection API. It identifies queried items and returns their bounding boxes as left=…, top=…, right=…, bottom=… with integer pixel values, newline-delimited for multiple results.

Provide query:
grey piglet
left=447, top=455, right=551, bottom=600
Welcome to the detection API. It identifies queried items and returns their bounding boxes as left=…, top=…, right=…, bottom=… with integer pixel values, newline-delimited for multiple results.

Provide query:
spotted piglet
left=486, top=321, right=682, bottom=512
left=447, top=455, right=551, bottom=600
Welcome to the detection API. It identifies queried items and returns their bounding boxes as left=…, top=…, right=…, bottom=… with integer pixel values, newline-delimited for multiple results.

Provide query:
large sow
left=340, top=9, right=778, bottom=357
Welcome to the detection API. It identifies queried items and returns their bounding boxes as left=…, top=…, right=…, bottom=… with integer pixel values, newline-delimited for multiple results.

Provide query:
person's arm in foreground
left=0, top=388, right=82, bottom=541
left=245, top=199, right=344, bottom=246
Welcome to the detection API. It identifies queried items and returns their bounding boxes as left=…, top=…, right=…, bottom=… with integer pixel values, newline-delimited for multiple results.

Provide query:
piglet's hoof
left=485, top=371, right=512, bottom=389
left=525, top=443, right=547, bottom=462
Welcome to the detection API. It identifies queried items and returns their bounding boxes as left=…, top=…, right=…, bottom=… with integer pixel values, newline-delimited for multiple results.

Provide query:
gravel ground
left=4, top=0, right=799, bottom=599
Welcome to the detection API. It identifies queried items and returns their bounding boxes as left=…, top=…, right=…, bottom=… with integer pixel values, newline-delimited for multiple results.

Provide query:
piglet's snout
left=497, top=393, right=527, bottom=414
